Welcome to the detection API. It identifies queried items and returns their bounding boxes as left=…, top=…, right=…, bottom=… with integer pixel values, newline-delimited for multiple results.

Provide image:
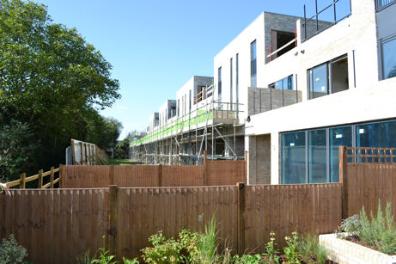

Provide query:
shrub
left=339, top=214, right=361, bottom=236
left=122, top=258, right=140, bottom=264
left=91, top=248, right=117, bottom=264
left=193, top=217, right=218, bottom=264
left=232, top=254, right=262, bottom=264
left=262, top=232, right=280, bottom=264
left=359, top=202, right=396, bottom=254
left=141, top=232, right=181, bottom=264
left=0, top=234, right=28, bottom=264
left=283, top=232, right=300, bottom=264
left=297, top=235, right=327, bottom=264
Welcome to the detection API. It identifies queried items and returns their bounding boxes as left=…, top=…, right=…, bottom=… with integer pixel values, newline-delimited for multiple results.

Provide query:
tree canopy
left=0, top=0, right=122, bottom=181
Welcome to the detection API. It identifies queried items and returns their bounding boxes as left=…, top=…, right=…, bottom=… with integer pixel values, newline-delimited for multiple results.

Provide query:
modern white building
left=246, top=0, right=396, bottom=185
left=131, top=0, right=396, bottom=185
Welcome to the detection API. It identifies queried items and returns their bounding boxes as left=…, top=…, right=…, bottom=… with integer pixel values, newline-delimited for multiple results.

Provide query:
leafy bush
left=141, top=218, right=219, bottom=264
left=141, top=232, right=181, bottom=264
left=232, top=254, right=262, bottom=264
left=339, top=214, right=361, bottom=236
left=141, top=229, right=200, bottom=264
left=91, top=248, right=117, bottom=264
left=0, top=234, right=28, bottom=264
left=338, top=202, right=396, bottom=255
left=283, top=232, right=299, bottom=264
left=297, top=235, right=327, bottom=264
left=262, top=232, right=280, bottom=264
left=122, top=258, right=140, bottom=264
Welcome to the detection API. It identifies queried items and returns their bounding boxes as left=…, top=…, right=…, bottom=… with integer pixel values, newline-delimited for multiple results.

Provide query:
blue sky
left=34, top=0, right=350, bottom=138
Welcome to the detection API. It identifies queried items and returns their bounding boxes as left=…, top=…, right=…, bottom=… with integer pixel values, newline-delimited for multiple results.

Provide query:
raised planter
left=319, top=233, right=396, bottom=264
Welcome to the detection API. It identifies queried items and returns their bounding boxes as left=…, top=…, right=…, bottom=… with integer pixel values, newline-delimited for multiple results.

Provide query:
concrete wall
left=247, top=134, right=271, bottom=184
left=248, top=87, right=302, bottom=116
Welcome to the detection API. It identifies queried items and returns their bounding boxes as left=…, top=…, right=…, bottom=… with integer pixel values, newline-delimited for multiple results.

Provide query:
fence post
left=38, top=169, right=44, bottom=189
left=49, top=166, right=55, bottom=188
left=203, top=151, right=208, bottom=186
left=109, top=165, right=115, bottom=186
left=237, top=182, right=246, bottom=254
left=59, top=165, right=65, bottom=188
left=20, top=173, right=26, bottom=189
left=339, top=146, right=348, bottom=219
left=158, top=164, right=162, bottom=187
left=108, top=185, right=119, bottom=256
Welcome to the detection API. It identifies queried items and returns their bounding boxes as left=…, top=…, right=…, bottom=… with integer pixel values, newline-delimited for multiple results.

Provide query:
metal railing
left=266, top=38, right=297, bottom=62
left=303, top=0, right=351, bottom=41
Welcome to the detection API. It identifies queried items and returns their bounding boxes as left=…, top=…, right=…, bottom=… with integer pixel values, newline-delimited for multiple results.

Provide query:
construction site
left=130, top=78, right=246, bottom=165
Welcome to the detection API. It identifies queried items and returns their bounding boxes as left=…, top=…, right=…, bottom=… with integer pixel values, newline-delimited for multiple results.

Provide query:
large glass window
left=217, top=67, right=222, bottom=96
left=281, top=131, right=306, bottom=184
left=309, top=63, right=328, bottom=99
left=357, top=120, right=396, bottom=148
left=281, top=119, right=396, bottom=184
left=382, top=37, right=396, bottom=80
left=250, top=40, right=257, bottom=87
left=377, top=0, right=396, bottom=9
left=329, top=126, right=352, bottom=182
left=308, top=129, right=327, bottom=183
left=269, top=75, right=293, bottom=90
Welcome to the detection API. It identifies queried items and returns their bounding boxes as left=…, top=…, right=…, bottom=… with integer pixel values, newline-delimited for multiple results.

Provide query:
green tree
left=0, top=0, right=120, bottom=180
left=114, top=136, right=131, bottom=159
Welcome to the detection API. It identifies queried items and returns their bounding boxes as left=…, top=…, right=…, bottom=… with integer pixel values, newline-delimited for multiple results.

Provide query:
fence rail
left=344, top=146, right=396, bottom=163
left=4, top=167, right=60, bottom=189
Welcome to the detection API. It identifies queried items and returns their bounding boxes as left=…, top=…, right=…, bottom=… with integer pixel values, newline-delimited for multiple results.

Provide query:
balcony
left=248, top=87, right=302, bottom=116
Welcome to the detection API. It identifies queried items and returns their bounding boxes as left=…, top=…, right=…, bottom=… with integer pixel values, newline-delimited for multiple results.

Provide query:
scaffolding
left=130, top=85, right=245, bottom=165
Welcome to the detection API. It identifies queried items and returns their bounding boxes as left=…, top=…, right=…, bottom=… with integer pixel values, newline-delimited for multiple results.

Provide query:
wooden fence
left=2, top=146, right=396, bottom=263
left=60, top=160, right=247, bottom=188
left=4, top=167, right=61, bottom=189
left=340, top=146, right=396, bottom=218
left=0, top=183, right=341, bottom=263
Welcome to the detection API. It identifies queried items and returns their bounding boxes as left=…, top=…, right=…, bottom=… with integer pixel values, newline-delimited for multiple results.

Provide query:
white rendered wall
left=213, top=13, right=266, bottom=124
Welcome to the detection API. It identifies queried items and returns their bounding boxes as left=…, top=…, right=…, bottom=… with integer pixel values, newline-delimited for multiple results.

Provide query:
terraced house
left=131, top=0, right=396, bottom=185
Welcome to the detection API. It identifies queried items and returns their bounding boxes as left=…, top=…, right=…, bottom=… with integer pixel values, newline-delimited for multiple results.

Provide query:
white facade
left=245, top=0, right=396, bottom=184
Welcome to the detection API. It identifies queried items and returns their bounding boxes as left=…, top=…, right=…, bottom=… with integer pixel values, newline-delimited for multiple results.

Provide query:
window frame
left=250, top=40, right=257, bottom=87
left=376, top=0, right=396, bottom=11
left=308, top=54, right=348, bottom=99
left=381, top=34, right=396, bottom=80
left=217, top=66, right=222, bottom=97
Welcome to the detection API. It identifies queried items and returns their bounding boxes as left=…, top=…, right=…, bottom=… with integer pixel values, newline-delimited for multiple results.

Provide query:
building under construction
left=130, top=76, right=246, bottom=165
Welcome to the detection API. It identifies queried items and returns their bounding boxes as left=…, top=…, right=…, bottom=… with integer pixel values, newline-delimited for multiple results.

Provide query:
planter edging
left=319, top=233, right=396, bottom=264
